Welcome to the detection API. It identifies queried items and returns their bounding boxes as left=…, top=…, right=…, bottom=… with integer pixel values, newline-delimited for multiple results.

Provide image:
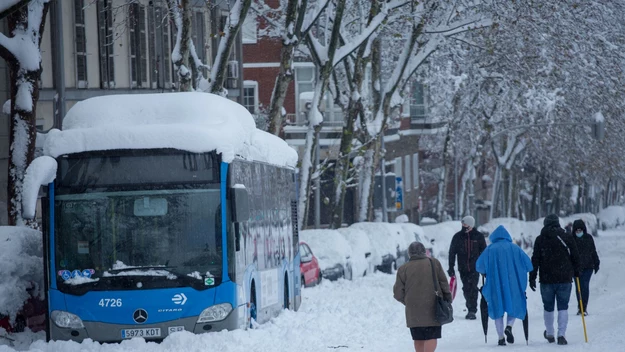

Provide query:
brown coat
left=393, top=255, right=452, bottom=327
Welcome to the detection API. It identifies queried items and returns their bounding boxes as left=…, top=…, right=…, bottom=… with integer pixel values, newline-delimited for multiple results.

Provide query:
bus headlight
left=197, top=303, right=233, bottom=323
left=51, top=310, right=85, bottom=329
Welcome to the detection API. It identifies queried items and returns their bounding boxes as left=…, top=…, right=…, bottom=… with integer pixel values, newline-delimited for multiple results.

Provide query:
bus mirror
left=22, top=156, right=58, bottom=220
left=233, top=186, right=249, bottom=222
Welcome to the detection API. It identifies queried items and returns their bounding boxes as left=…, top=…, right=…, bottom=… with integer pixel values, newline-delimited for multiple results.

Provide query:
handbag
left=429, top=258, right=454, bottom=325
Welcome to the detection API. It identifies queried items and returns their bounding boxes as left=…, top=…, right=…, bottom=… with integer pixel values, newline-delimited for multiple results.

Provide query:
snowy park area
left=2, top=218, right=624, bottom=351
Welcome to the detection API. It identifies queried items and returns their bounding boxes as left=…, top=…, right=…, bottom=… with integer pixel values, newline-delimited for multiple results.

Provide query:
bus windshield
left=52, top=150, right=223, bottom=294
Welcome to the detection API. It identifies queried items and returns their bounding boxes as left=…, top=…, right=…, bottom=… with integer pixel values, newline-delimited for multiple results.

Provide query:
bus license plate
left=121, top=328, right=161, bottom=339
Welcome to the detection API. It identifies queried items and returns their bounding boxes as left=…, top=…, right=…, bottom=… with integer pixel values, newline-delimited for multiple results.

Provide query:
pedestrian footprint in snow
left=572, top=219, right=600, bottom=316
left=529, top=214, right=581, bottom=345
left=476, top=225, right=533, bottom=346
left=394, top=242, right=452, bottom=352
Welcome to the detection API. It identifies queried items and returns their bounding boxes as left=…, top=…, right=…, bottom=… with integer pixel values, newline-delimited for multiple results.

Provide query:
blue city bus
left=38, top=97, right=301, bottom=342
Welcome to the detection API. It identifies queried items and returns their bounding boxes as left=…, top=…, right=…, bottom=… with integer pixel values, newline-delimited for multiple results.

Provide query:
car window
left=303, top=244, right=313, bottom=256
left=299, top=244, right=310, bottom=257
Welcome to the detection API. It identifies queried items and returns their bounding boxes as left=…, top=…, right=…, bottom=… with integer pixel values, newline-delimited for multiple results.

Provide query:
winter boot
left=505, top=326, right=514, bottom=344
left=557, top=336, right=568, bottom=345
left=465, top=312, right=477, bottom=320
left=557, top=310, right=569, bottom=339
left=498, top=338, right=506, bottom=346
left=543, top=330, right=555, bottom=343
left=543, top=310, right=555, bottom=338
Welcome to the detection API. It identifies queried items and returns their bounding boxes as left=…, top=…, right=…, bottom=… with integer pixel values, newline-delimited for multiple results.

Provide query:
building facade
left=0, top=0, right=246, bottom=225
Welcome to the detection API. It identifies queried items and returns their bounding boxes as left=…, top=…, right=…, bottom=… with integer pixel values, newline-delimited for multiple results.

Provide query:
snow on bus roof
left=42, top=92, right=298, bottom=168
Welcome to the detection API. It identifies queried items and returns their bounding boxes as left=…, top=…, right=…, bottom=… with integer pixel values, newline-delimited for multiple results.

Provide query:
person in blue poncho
left=476, top=225, right=533, bottom=346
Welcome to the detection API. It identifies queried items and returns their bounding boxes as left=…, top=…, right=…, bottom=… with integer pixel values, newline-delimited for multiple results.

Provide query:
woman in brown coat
left=394, top=242, right=452, bottom=352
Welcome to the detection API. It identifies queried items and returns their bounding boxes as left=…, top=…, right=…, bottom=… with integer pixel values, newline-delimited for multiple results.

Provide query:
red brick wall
left=243, top=68, right=296, bottom=115
left=242, top=38, right=282, bottom=63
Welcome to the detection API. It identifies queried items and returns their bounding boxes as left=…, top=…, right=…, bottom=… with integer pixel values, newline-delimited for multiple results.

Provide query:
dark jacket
left=572, top=219, right=600, bottom=271
left=530, top=224, right=581, bottom=284
left=448, top=227, right=487, bottom=273
left=394, top=255, right=452, bottom=327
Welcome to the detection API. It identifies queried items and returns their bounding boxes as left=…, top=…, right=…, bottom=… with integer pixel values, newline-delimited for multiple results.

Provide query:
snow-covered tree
left=0, top=0, right=51, bottom=227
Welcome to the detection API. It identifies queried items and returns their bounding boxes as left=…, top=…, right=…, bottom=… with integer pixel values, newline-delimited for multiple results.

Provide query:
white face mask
left=575, top=231, right=584, bottom=238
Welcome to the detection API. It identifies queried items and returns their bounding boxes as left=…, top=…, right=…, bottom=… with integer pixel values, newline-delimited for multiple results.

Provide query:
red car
left=299, top=242, right=321, bottom=287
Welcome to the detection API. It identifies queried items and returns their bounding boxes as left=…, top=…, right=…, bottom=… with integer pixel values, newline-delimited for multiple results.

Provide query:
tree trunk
left=209, top=0, right=252, bottom=95
left=1, top=1, right=51, bottom=227
left=489, top=165, right=501, bottom=221
left=330, top=97, right=359, bottom=228
left=169, top=0, right=192, bottom=92
left=297, top=125, right=320, bottom=230
left=267, top=0, right=305, bottom=136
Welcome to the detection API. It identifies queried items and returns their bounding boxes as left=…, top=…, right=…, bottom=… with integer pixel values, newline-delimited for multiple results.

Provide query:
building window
left=148, top=6, right=172, bottom=89
left=243, top=81, right=258, bottom=115
left=295, top=65, right=315, bottom=123
left=412, top=153, right=419, bottom=190
left=404, top=155, right=411, bottom=191
left=410, top=81, right=426, bottom=120
left=242, top=16, right=257, bottom=44
left=97, top=0, right=115, bottom=89
left=74, top=0, right=88, bottom=88
left=129, top=3, right=148, bottom=88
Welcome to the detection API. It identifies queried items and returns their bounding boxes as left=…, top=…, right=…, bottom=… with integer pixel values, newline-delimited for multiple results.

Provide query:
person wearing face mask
left=448, top=216, right=486, bottom=320
left=572, top=219, right=600, bottom=316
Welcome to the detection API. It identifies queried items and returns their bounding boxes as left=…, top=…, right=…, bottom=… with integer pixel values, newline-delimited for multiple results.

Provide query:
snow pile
left=42, top=92, right=297, bottom=168
left=597, top=206, right=625, bottom=230
left=299, top=230, right=354, bottom=272
left=0, top=227, right=43, bottom=322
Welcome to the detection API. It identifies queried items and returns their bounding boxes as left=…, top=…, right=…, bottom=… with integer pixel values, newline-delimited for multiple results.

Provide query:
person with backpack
left=572, top=219, right=600, bottom=316
left=529, top=214, right=581, bottom=345
left=476, top=225, right=533, bottom=346
left=448, top=216, right=487, bottom=320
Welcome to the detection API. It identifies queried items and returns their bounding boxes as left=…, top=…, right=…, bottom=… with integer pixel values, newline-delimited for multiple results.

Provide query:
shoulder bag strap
left=556, top=235, right=571, bottom=255
left=428, top=258, right=441, bottom=297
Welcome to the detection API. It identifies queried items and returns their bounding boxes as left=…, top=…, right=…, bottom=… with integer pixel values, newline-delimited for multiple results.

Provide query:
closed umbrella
left=480, top=276, right=489, bottom=343
left=523, top=292, right=529, bottom=345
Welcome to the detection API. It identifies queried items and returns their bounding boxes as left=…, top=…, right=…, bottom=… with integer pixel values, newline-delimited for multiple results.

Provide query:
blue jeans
left=540, top=283, right=572, bottom=312
left=575, top=269, right=593, bottom=312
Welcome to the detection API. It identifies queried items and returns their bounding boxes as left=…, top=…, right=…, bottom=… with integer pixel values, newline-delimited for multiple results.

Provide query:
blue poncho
left=476, top=225, right=534, bottom=320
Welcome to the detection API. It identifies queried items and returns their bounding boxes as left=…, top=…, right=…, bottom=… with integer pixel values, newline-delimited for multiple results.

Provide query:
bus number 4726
left=99, top=298, right=123, bottom=307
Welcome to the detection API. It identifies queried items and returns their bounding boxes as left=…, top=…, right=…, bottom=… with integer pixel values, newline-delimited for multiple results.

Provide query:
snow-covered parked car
left=562, top=213, right=599, bottom=236
left=346, top=222, right=430, bottom=274
left=597, top=206, right=625, bottom=231
left=299, top=230, right=354, bottom=282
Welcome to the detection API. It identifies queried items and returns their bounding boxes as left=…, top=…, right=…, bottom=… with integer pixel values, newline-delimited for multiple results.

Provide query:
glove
left=594, top=266, right=599, bottom=274
left=574, top=271, right=580, bottom=278
left=447, top=268, right=455, bottom=277
left=529, top=280, right=536, bottom=292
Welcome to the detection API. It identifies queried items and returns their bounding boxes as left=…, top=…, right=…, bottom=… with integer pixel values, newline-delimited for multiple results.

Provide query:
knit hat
left=543, top=214, right=560, bottom=227
left=462, top=216, right=475, bottom=228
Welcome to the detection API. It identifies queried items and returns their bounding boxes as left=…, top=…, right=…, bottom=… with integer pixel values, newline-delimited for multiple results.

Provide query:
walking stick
left=575, top=277, right=588, bottom=343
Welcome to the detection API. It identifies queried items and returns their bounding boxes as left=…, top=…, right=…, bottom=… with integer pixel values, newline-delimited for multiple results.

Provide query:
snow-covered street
left=2, top=229, right=624, bottom=352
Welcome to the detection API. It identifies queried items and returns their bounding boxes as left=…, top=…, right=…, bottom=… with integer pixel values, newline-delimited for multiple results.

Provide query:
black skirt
left=410, top=326, right=442, bottom=341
